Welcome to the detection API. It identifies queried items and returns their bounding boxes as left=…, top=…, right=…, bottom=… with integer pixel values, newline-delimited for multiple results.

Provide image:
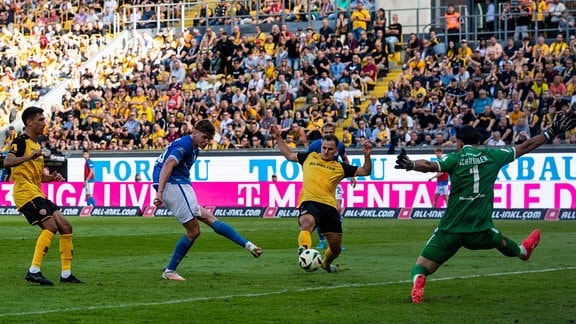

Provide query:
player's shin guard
left=166, top=235, right=194, bottom=271
left=212, top=220, right=248, bottom=247
left=31, top=229, right=55, bottom=271
left=498, top=237, right=521, bottom=257
left=298, top=230, right=312, bottom=249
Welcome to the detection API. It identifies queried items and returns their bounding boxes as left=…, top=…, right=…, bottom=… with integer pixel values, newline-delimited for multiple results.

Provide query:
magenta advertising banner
left=0, top=180, right=575, bottom=209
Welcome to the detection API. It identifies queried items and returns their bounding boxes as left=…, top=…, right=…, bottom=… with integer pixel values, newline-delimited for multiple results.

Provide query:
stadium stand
left=1, top=0, right=576, bottom=157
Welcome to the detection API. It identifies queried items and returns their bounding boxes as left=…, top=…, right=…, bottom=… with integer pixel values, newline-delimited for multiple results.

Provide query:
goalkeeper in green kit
left=395, top=111, right=576, bottom=303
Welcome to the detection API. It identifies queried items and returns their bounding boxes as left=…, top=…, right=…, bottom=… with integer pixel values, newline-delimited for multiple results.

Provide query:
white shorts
left=436, top=183, right=449, bottom=195
left=335, top=183, right=343, bottom=200
left=84, top=182, right=94, bottom=195
left=162, top=183, right=202, bottom=224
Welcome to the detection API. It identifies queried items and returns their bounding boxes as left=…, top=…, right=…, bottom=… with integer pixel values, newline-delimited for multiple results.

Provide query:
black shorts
left=19, top=197, right=60, bottom=226
left=299, top=201, right=342, bottom=234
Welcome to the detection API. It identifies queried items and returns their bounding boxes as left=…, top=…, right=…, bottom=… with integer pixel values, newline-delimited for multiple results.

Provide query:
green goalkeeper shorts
left=420, top=227, right=504, bottom=265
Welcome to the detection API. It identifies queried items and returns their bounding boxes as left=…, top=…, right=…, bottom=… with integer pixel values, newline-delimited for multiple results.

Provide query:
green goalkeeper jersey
left=436, top=145, right=516, bottom=233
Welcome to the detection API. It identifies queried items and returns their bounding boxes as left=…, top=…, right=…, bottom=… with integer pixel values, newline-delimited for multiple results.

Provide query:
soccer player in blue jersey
left=82, top=149, right=96, bottom=206
left=306, top=122, right=356, bottom=250
left=395, top=111, right=576, bottom=303
left=153, top=120, right=263, bottom=281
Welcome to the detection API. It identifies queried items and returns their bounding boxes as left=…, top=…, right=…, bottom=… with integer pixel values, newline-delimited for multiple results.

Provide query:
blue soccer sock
left=87, top=197, right=96, bottom=206
left=212, top=220, right=248, bottom=247
left=166, top=235, right=194, bottom=271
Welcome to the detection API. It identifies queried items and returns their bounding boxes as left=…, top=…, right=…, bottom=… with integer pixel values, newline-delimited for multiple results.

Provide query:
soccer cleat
left=322, top=264, right=339, bottom=273
left=250, top=246, right=263, bottom=258
left=316, top=240, right=327, bottom=249
left=520, top=229, right=541, bottom=261
left=25, top=271, right=54, bottom=286
left=411, top=274, right=426, bottom=303
left=60, top=274, right=84, bottom=284
left=162, top=270, right=186, bottom=281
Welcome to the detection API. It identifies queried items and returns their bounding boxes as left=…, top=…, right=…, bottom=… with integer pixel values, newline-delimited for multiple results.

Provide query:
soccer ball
left=299, top=249, right=322, bottom=272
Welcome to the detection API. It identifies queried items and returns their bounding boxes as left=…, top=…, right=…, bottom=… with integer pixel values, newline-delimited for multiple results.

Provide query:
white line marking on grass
left=2, top=266, right=574, bottom=318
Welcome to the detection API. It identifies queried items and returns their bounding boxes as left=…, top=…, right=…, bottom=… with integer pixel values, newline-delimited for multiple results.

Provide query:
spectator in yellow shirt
left=350, top=2, right=370, bottom=40
left=151, top=123, right=166, bottom=144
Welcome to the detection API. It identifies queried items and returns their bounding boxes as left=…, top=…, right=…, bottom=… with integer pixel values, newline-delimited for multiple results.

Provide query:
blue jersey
left=153, top=136, right=199, bottom=185
left=306, top=139, right=346, bottom=161
left=84, top=159, right=94, bottom=182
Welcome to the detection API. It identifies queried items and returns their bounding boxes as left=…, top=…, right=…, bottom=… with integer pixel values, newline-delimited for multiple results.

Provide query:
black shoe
left=60, top=274, right=84, bottom=284
left=25, top=271, right=54, bottom=286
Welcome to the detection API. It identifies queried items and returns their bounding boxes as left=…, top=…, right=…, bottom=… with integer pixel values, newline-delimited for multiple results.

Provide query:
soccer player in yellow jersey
left=269, top=124, right=373, bottom=272
left=3, top=106, right=83, bottom=286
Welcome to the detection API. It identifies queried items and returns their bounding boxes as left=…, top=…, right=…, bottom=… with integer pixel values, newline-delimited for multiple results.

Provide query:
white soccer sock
left=29, top=266, right=41, bottom=274
left=245, top=241, right=255, bottom=251
left=61, top=270, right=71, bottom=278
left=519, top=245, right=527, bottom=258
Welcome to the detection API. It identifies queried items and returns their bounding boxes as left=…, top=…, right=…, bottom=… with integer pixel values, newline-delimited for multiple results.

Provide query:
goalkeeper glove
left=395, top=148, right=415, bottom=171
left=544, top=111, right=576, bottom=140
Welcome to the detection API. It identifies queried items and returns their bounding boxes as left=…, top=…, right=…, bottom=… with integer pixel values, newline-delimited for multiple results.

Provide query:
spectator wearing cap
left=341, top=45, right=353, bottom=63
left=457, top=39, right=473, bottom=59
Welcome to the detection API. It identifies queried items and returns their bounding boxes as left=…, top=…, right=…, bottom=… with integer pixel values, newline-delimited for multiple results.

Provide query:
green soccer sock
left=499, top=237, right=522, bottom=257
left=411, top=264, right=429, bottom=282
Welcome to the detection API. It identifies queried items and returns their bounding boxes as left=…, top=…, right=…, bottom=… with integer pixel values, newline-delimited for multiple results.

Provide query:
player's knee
left=185, top=229, right=200, bottom=241
left=58, top=223, right=73, bottom=234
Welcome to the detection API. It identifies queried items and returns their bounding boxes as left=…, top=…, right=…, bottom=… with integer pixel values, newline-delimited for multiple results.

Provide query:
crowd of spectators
left=3, top=0, right=576, bottom=158
left=382, top=24, right=576, bottom=148
left=0, top=0, right=114, bottom=143
left=2, top=0, right=398, bottom=155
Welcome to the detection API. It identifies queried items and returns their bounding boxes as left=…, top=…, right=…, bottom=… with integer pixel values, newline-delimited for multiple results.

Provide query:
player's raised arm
left=515, top=111, right=576, bottom=158
left=355, top=140, right=373, bottom=176
left=269, top=124, right=298, bottom=162
left=394, top=148, right=439, bottom=173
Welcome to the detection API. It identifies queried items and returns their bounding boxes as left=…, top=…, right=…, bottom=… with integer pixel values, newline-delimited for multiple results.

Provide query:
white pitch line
left=1, top=266, right=574, bottom=318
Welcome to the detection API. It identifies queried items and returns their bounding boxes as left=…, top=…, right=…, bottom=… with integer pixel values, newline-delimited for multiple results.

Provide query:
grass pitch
left=0, top=216, right=574, bottom=323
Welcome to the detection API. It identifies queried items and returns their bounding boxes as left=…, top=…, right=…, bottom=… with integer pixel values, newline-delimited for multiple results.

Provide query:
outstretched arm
left=395, top=148, right=439, bottom=173
left=269, top=124, right=297, bottom=162
left=516, top=111, right=576, bottom=157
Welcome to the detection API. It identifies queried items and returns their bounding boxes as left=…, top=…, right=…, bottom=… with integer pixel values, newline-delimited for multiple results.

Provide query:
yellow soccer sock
left=322, top=247, right=336, bottom=268
left=60, top=234, right=73, bottom=275
left=298, top=230, right=312, bottom=249
left=31, top=230, right=55, bottom=271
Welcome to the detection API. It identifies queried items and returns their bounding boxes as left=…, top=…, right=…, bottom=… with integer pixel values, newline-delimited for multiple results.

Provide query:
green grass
left=0, top=216, right=574, bottom=323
